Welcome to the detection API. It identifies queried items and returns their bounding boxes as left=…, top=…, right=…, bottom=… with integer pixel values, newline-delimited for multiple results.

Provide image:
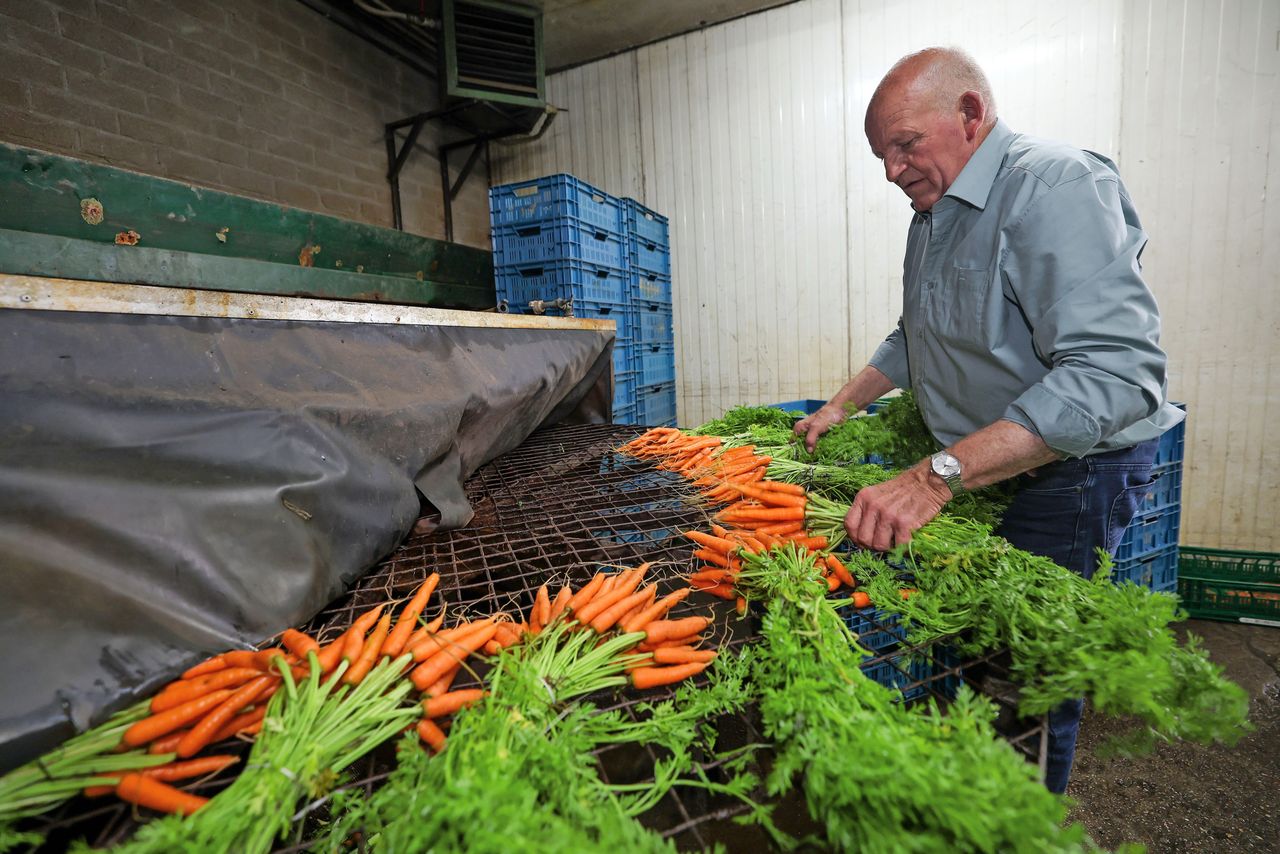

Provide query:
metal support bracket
left=384, top=102, right=518, bottom=241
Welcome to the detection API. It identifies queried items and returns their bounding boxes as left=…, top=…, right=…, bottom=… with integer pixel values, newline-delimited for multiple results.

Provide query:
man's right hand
left=793, top=403, right=848, bottom=453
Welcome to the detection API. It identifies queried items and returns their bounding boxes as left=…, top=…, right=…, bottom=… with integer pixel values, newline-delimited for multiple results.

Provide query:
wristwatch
left=929, top=450, right=966, bottom=497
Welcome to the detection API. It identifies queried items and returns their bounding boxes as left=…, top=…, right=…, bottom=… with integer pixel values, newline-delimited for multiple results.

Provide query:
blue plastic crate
left=494, top=217, right=626, bottom=269
left=1154, top=405, right=1187, bottom=468
left=627, top=236, right=671, bottom=277
left=634, top=300, right=674, bottom=344
left=628, top=271, right=672, bottom=304
left=1110, top=545, right=1179, bottom=590
left=1136, top=464, right=1182, bottom=515
left=622, top=198, right=670, bottom=246
left=1114, top=508, right=1180, bottom=562
left=571, top=300, right=632, bottom=339
left=615, top=368, right=639, bottom=409
left=496, top=259, right=628, bottom=307
left=636, top=342, right=676, bottom=386
left=858, top=649, right=932, bottom=702
left=637, top=384, right=676, bottom=426
left=490, top=174, right=623, bottom=232
left=767, top=399, right=825, bottom=416
left=612, top=338, right=634, bottom=377
left=842, top=605, right=906, bottom=651
left=613, top=400, right=640, bottom=425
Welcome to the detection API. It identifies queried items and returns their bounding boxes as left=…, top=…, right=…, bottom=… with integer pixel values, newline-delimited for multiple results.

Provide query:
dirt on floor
left=1068, top=619, right=1280, bottom=853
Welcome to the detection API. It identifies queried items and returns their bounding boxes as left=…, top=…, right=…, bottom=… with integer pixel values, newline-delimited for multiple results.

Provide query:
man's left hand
left=844, top=464, right=951, bottom=552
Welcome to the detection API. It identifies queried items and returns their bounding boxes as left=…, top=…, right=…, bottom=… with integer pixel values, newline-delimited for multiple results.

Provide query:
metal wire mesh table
left=25, top=422, right=1046, bottom=851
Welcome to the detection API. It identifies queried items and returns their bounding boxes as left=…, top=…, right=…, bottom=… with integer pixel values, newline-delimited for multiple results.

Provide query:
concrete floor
left=1068, top=620, right=1280, bottom=853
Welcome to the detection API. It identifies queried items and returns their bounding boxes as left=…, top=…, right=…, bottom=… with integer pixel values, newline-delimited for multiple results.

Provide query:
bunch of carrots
left=85, top=560, right=720, bottom=816
left=621, top=427, right=867, bottom=605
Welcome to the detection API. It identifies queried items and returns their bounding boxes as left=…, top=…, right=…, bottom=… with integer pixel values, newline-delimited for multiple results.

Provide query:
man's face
left=865, top=86, right=973, bottom=213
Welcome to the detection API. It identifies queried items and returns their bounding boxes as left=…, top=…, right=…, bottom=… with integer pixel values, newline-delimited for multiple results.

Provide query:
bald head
left=867, top=47, right=996, bottom=132
left=862, top=47, right=996, bottom=212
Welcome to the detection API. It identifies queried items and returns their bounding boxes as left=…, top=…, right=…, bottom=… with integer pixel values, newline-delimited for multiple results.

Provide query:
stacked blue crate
left=490, top=175, right=639, bottom=421
left=1112, top=409, right=1186, bottom=592
left=623, top=199, right=675, bottom=427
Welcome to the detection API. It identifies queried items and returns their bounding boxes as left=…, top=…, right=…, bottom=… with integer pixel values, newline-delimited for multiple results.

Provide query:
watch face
left=933, top=453, right=961, bottom=478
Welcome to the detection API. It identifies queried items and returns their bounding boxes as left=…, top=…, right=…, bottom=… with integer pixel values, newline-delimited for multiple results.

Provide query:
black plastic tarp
left=0, top=308, right=611, bottom=772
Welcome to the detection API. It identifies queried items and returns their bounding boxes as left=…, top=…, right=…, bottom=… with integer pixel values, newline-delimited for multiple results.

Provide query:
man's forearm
left=826, top=365, right=897, bottom=415
left=935, top=418, right=1060, bottom=492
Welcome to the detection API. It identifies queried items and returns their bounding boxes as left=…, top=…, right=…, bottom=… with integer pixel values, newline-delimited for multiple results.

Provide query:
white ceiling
left=529, top=0, right=795, bottom=70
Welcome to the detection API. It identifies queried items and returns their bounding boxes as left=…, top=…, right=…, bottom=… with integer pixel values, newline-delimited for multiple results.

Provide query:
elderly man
left=795, top=47, right=1183, bottom=794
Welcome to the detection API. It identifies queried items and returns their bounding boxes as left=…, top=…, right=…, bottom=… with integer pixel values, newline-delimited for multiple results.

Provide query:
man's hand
left=844, top=464, right=951, bottom=552
left=794, top=404, right=847, bottom=453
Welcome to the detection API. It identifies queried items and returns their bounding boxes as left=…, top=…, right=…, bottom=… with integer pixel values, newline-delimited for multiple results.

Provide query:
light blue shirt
left=869, top=119, right=1183, bottom=458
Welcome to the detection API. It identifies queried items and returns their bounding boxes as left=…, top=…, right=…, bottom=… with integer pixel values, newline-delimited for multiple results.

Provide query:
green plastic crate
left=1177, top=547, right=1280, bottom=627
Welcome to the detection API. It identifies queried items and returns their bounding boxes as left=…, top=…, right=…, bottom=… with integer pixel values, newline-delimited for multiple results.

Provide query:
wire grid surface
left=25, top=423, right=1045, bottom=851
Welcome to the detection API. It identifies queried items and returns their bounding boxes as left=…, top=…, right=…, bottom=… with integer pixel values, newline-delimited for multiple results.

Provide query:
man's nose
left=883, top=155, right=906, bottom=183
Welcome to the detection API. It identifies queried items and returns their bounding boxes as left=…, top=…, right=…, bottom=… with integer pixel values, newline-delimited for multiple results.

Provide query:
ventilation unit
left=441, top=0, right=544, bottom=133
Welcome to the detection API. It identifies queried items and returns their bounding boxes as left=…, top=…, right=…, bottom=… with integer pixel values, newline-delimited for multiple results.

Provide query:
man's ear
left=959, top=91, right=985, bottom=141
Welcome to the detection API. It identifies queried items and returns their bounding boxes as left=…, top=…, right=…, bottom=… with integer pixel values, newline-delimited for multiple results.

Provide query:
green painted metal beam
left=0, top=143, right=496, bottom=308
left=0, top=229, right=496, bottom=309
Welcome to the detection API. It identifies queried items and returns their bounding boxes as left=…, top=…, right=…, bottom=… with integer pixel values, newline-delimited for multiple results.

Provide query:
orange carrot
left=482, top=639, right=501, bottom=655
left=789, top=535, right=830, bottom=551
left=314, top=628, right=351, bottom=674
left=621, top=588, right=690, bottom=634
left=416, top=717, right=447, bottom=753
left=421, top=688, right=486, bottom=718
left=249, top=648, right=289, bottom=672
left=383, top=573, right=440, bottom=659
left=123, top=690, right=236, bottom=748
left=342, top=604, right=386, bottom=665
left=900, top=588, right=917, bottom=600
left=566, top=572, right=606, bottom=614
left=150, top=668, right=262, bottom=713
left=826, top=554, right=856, bottom=588
left=346, top=612, right=393, bottom=685
left=690, top=568, right=733, bottom=584
left=630, top=661, right=710, bottom=690
left=548, top=585, right=572, bottom=623
left=710, top=523, right=731, bottom=538
left=280, top=629, right=320, bottom=659
left=528, top=583, right=550, bottom=634
left=425, top=667, right=458, bottom=698
left=410, top=622, right=499, bottom=691
left=84, top=755, right=241, bottom=796
left=589, top=587, right=653, bottom=634
left=115, top=774, right=208, bottom=815
left=177, top=675, right=274, bottom=758
left=684, top=530, right=740, bottom=554
left=758, top=481, right=807, bottom=496
left=851, top=591, right=872, bottom=609
left=642, top=617, right=711, bottom=645
left=575, top=569, right=646, bottom=625
left=700, top=583, right=736, bottom=601
left=617, top=586, right=656, bottom=627
left=727, top=482, right=808, bottom=507
left=493, top=622, right=522, bottom=648
left=209, top=704, right=268, bottom=743
left=755, top=520, right=805, bottom=536
left=651, top=647, right=718, bottom=665
left=406, top=619, right=494, bottom=662
left=147, top=730, right=187, bottom=755
left=718, top=506, right=806, bottom=523
left=826, top=573, right=841, bottom=592
left=693, top=548, right=731, bottom=568
left=180, top=655, right=226, bottom=680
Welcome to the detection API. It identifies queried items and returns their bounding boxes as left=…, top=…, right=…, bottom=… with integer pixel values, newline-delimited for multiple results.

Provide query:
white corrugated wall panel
left=490, top=0, right=1279, bottom=549
left=1120, top=0, right=1280, bottom=551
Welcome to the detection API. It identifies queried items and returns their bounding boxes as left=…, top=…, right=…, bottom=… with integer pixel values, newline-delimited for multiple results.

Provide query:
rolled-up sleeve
left=1001, top=173, right=1167, bottom=458
left=869, top=319, right=911, bottom=390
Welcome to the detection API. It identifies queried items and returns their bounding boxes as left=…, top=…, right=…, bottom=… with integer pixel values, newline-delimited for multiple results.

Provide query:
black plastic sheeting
left=0, top=308, right=612, bottom=772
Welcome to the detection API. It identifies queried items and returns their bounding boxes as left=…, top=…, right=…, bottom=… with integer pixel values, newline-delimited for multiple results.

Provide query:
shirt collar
left=941, top=118, right=1015, bottom=211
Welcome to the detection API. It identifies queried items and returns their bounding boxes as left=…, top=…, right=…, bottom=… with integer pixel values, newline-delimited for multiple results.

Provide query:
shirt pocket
left=927, top=266, right=991, bottom=354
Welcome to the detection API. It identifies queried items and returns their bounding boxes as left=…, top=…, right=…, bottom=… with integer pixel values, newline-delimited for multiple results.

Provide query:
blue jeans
left=994, top=438, right=1158, bottom=794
